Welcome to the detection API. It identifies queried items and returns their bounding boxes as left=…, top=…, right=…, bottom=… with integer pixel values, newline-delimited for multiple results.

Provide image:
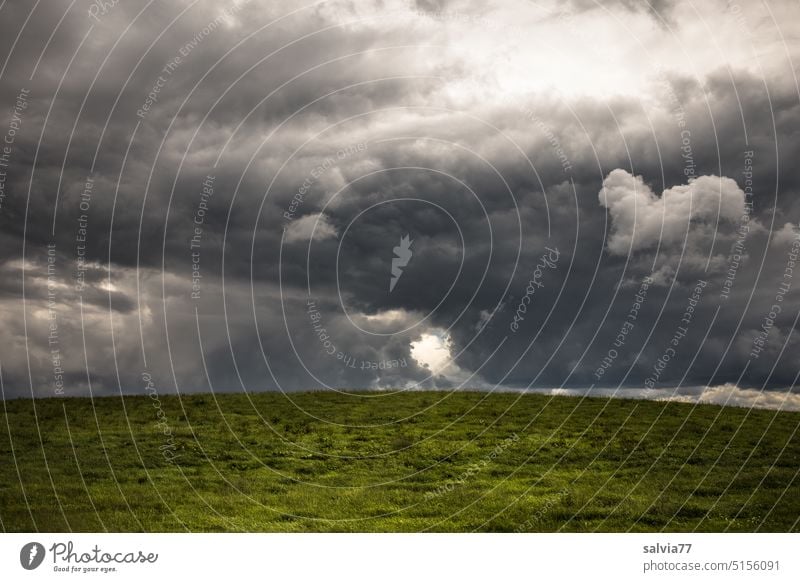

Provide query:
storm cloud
left=0, top=0, right=798, bottom=409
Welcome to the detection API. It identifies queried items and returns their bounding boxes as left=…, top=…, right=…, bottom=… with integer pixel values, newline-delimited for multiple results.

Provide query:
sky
left=0, top=0, right=799, bottom=410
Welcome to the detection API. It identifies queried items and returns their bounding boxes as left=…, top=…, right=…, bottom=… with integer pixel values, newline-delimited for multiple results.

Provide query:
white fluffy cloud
left=771, top=222, right=800, bottom=248
left=540, top=384, right=800, bottom=411
left=599, top=169, right=746, bottom=255
left=284, top=213, right=338, bottom=244
left=661, top=383, right=800, bottom=411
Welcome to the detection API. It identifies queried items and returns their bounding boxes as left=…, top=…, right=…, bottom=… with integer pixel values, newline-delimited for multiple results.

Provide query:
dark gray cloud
left=0, top=0, right=798, bottom=406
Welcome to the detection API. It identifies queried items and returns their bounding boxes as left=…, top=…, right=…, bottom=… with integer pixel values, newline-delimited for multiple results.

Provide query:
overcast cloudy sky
left=0, top=0, right=799, bottom=409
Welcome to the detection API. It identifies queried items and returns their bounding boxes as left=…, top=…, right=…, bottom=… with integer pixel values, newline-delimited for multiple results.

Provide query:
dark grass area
left=1, top=391, right=799, bottom=532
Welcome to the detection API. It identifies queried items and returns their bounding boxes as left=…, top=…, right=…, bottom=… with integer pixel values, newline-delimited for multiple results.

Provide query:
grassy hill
left=1, top=391, right=798, bottom=532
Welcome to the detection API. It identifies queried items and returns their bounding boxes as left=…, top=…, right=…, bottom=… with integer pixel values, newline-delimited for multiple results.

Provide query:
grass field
left=1, top=391, right=799, bottom=532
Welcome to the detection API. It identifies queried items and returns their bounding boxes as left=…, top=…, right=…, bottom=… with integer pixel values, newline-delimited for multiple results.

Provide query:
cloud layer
left=0, top=0, right=798, bottom=411
left=599, top=170, right=746, bottom=255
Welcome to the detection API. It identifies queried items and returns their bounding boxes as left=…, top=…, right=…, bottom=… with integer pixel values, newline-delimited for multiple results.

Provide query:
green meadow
left=1, top=391, right=798, bottom=532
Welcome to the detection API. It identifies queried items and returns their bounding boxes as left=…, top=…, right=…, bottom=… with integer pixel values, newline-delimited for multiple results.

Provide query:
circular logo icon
left=20, top=542, right=45, bottom=570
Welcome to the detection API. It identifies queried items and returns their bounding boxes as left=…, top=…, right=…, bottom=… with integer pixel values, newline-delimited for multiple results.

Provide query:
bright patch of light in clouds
left=347, top=0, right=796, bottom=104
left=360, top=309, right=408, bottom=324
left=411, top=330, right=452, bottom=374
